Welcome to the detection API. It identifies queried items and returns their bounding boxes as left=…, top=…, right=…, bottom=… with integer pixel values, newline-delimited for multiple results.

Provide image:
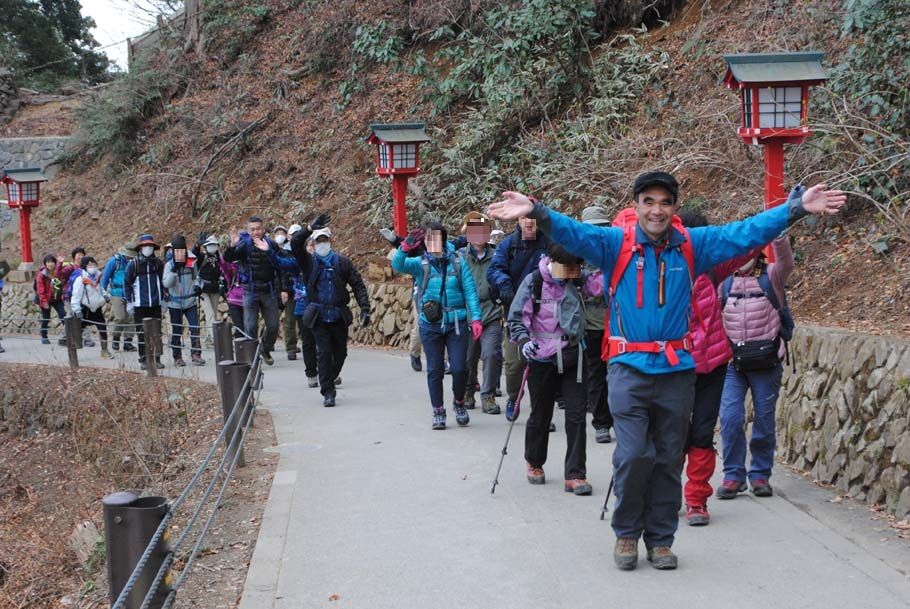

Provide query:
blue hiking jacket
left=532, top=200, right=800, bottom=375
left=101, top=253, right=130, bottom=299
left=391, top=243, right=482, bottom=330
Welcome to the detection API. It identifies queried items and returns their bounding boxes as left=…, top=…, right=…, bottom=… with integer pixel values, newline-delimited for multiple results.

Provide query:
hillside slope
left=14, top=0, right=909, bottom=335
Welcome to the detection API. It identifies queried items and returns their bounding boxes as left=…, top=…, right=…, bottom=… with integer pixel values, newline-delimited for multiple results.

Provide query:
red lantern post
left=723, top=52, right=828, bottom=259
left=2, top=168, right=48, bottom=273
left=366, top=123, right=430, bottom=238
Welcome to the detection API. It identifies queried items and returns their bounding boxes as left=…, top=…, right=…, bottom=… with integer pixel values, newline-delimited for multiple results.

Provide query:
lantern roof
left=366, top=122, right=430, bottom=145
left=723, top=52, right=827, bottom=88
left=1, top=167, right=48, bottom=184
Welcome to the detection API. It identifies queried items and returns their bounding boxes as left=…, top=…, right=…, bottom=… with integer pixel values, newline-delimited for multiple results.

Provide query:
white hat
left=311, top=227, right=332, bottom=241
left=488, top=229, right=506, bottom=246
left=288, top=223, right=303, bottom=236
left=202, top=235, right=220, bottom=247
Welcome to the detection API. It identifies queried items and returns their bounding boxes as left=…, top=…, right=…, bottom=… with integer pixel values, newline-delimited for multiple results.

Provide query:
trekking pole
left=491, top=366, right=530, bottom=495
left=599, top=475, right=615, bottom=521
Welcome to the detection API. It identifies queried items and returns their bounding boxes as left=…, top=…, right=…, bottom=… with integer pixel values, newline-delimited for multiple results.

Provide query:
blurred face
left=519, top=218, right=537, bottom=240
left=551, top=261, right=581, bottom=279
left=248, top=220, right=265, bottom=240
left=45, top=260, right=56, bottom=271
left=466, top=221, right=491, bottom=248
left=633, top=186, right=678, bottom=241
left=173, top=248, right=187, bottom=263
left=73, top=252, right=84, bottom=266
left=274, top=230, right=288, bottom=245
left=426, top=230, right=444, bottom=255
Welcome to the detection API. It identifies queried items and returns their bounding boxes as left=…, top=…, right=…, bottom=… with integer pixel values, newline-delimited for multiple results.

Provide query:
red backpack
left=600, top=208, right=695, bottom=364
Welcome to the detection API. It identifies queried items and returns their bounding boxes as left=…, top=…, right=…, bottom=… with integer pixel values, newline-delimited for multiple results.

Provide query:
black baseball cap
left=633, top=171, right=679, bottom=203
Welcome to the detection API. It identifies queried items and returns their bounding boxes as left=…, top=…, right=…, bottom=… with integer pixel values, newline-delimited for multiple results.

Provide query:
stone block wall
left=0, top=136, right=71, bottom=171
left=0, top=69, right=17, bottom=124
left=779, top=326, right=910, bottom=518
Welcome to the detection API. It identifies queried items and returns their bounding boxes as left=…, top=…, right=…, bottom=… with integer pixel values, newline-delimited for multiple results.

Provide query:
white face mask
left=275, top=235, right=287, bottom=245
left=141, top=246, right=155, bottom=257
left=205, top=244, right=219, bottom=254
left=87, top=266, right=98, bottom=275
left=314, top=242, right=332, bottom=257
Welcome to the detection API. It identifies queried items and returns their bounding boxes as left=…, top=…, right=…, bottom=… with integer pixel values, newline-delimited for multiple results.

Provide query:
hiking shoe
left=287, top=351, right=297, bottom=361
left=464, top=393, right=476, bottom=410
left=112, top=341, right=120, bottom=351
left=481, top=397, right=501, bottom=415
left=307, top=376, right=318, bottom=388
left=751, top=479, right=774, bottom=497
left=191, top=354, right=206, bottom=366
left=595, top=428, right=612, bottom=444
left=155, top=361, right=165, bottom=370
left=334, top=376, right=342, bottom=386
left=123, top=342, right=136, bottom=352
left=453, top=401, right=470, bottom=426
left=101, top=350, right=114, bottom=360
left=564, top=479, right=593, bottom=495
left=323, top=393, right=336, bottom=407
left=646, top=546, right=678, bottom=570
left=174, top=358, right=186, bottom=367
left=262, top=353, right=274, bottom=366
left=614, top=537, right=639, bottom=571
left=716, top=479, right=747, bottom=500
left=526, top=463, right=545, bottom=485
left=41, top=338, right=51, bottom=345
left=504, top=399, right=516, bottom=422
left=410, top=355, right=422, bottom=372
left=432, top=408, right=446, bottom=430
left=549, top=422, right=556, bottom=432
left=495, top=387, right=502, bottom=397
left=686, top=504, right=710, bottom=526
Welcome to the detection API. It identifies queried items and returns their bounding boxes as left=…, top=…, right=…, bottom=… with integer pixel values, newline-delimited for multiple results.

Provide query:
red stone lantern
left=2, top=167, right=48, bottom=272
left=723, top=52, right=828, bottom=211
left=366, top=123, right=430, bottom=237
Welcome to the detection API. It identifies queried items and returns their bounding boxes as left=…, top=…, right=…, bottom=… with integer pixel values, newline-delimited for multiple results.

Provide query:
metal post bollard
left=212, top=320, right=234, bottom=365
left=217, top=361, right=249, bottom=468
left=102, top=492, right=171, bottom=609
left=233, top=338, right=260, bottom=427
left=65, top=315, right=82, bottom=370
left=232, top=338, right=258, bottom=365
left=142, top=317, right=159, bottom=377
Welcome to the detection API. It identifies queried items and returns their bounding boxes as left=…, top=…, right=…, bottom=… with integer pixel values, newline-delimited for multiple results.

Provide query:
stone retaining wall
left=0, top=136, right=71, bottom=171
left=779, top=326, right=910, bottom=518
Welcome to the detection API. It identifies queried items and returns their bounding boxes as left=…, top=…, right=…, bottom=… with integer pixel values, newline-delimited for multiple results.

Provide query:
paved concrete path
left=2, top=337, right=909, bottom=609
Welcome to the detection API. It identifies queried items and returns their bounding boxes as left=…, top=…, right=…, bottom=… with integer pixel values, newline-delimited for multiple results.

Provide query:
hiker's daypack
left=720, top=270, right=794, bottom=342
left=600, top=208, right=696, bottom=364
left=608, top=208, right=695, bottom=306
left=721, top=268, right=795, bottom=372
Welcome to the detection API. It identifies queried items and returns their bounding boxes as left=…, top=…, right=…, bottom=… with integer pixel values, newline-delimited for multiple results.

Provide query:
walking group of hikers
left=390, top=170, right=843, bottom=571
left=16, top=170, right=845, bottom=571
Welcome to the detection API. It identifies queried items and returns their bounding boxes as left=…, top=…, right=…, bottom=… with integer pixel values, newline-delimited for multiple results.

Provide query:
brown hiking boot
left=564, top=479, right=593, bottom=495
left=614, top=537, right=639, bottom=571
left=646, top=546, right=678, bottom=570
left=526, top=463, right=545, bottom=485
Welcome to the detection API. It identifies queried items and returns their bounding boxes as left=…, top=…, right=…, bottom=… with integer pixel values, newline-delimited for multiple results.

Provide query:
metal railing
left=98, top=320, right=264, bottom=609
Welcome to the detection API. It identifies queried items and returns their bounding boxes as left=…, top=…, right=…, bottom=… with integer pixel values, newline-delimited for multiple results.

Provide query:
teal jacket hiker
left=391, top=244, right=482, bottom=332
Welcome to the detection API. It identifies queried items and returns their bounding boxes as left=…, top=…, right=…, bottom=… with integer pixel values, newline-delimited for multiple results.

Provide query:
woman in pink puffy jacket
left=716, top=232, right=794, bottom=501
left=679, top=211, right=759, bottom=526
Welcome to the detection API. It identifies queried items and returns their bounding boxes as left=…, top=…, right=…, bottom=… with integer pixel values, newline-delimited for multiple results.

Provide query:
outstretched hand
left=310, top=212, right=331, bottom=231
left=229, top=227, right=240, bottom=246
left=487, top=191, right=535, bottom=221
left=799, top=184, right=847, bottom=216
